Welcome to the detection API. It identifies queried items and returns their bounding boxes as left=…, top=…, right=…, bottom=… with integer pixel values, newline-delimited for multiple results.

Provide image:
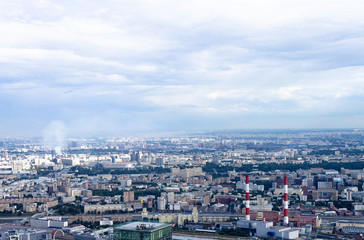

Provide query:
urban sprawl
left=0, top=129, right=364, bottom=240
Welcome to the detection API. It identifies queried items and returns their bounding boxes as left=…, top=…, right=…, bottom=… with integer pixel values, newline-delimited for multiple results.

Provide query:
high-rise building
left=167, top=192, right=174, bottom=204
left=130, top=151, right=141, bottom=162
left=123, top=191, right=134, bottom=203
left=157, top=197, right=166, bottom=211
left=156, top=157, right=164, bottom=166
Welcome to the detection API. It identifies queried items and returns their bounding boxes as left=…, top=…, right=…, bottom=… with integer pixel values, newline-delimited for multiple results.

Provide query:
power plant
left=284, top=176, right=289, bottom=226
left=239, top=175, right=301, bottom=239
left=245, top=175, right=250, bottom=221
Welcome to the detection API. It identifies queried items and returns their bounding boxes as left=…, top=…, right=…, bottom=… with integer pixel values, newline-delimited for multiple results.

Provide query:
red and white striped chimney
left=245, top=175, right=250, bottom=220
left=283, top=176, right=289, bottom=226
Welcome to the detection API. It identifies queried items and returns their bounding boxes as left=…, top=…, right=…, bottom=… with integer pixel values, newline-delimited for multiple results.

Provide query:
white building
left=237, top=220, right=300, bottom=240
left=31, top=216, right=68, bottom=228
left=100, top=218, right=113, bottom=226
left=157, top=197, right=166, bottom=211
left=120, top=179, right=132, bottom=187
left=236, top=182, right=264, bottom=191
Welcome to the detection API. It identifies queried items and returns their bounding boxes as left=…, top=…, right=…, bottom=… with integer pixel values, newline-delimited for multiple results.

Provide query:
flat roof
left=270, top=226, right=300, bottom=233
left=115, top=222, right=171, bottom=231
left=337, top=220, right=364, bottom=224
left=270, top=226, right=291, bottom=231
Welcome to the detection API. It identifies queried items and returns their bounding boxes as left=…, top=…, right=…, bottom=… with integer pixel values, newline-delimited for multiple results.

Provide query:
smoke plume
left=43, top=120, right=67, bottom=155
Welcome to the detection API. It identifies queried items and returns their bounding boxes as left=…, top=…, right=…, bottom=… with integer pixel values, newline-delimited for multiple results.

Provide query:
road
left=54, top=167, right=70, bottom=178
left=0, top=217, right=29, bottom=220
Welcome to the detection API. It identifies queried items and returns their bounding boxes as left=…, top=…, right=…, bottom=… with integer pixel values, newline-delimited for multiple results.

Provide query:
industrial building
left=237, top=176, right=301, bottom=239
left=237, top=220, right=300, bottom=239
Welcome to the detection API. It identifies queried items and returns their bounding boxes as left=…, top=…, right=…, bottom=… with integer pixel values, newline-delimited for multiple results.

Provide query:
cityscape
left=0, top=129, right=363, bottom=239
left=1, top=0, right=364, bottom=239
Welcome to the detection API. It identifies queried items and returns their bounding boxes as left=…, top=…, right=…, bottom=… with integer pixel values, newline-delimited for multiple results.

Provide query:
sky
left=0, top=0, right=364, bottom=137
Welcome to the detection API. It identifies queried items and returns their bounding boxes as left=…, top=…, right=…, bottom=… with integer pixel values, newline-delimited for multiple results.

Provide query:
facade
left=170, top=167, right=203, bottom=180
left=142, top=207, right=198, bottom=226
left=167, top=192, right=174, bottom=204
left=124, top=191, right=135, bottom=203
left=237, top=220, right=300, bottom=239
left=312, top=189, right=338, bottom=201
left=157, top=197, right=166, bottom=211
left=113, top=222, right=172, bottom=240
left=352, top=191, right=364, bottom=200
left=68, top=214, right=133, bottom=224
left=84, top=204, right=123, bottom=214
left=0, top=229, right=49, bottom=240
left=0, top=197, right=50, bottom=204
left=23, top=203, right=37, bottom=213
left=121, top=180, right=132, bottom=187
left=336, top=220, right=364, bottom=230
left=30, top=216, right=68, bottom=228
left=156, top=157, right=164, bottom=166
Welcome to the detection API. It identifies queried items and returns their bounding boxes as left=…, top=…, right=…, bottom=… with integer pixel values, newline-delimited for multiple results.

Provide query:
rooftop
left=115, top=222, right=171, bottom=231
left=270, top=226, right=294, bottom=232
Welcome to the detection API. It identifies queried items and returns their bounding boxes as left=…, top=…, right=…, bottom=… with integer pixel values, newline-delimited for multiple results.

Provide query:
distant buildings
left=0, top=131, right=364, bottom=239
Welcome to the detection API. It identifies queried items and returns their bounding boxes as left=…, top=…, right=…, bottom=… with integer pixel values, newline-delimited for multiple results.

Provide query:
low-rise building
left=84, top=204, right=123, bottom=214
left=30, top=216, right=68, bottom=228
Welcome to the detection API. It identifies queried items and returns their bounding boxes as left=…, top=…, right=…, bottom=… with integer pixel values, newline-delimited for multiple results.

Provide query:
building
left=236, top=181, right=264, bottom=191
left=120, top=179, right=132, bottom=187
left=0, top=228, right=55, bottom=240
left=245, top=197, right=273, bottom=211
left=84, top=204, right=123, bottom=214
left=30, top=216, right=68, bottom=228
left=352, top=191, right=364, bottom=200
left=100, top=218, right=113, bottom=226
left=170, top=167, right=203, bottom=180
left=124, top=191, right=135, bottom=203
left=312, top=189, right=338, bottom=201
left=335, top=220, right=364, bottom=231
left=142, top=208, right=198, bottom=226
left=157, top=197, right=166, bottom=211
left=156, top=157, right=164, bottom=166
left=23, top=203, right=37, bottom=213
left=113, top=221, right=172, bottom=240
left=167, top=192, right=174, bottom=204
left=237, top=220, right=300, bottom=239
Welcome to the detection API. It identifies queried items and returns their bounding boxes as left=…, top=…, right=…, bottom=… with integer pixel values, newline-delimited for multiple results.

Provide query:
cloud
left=0, top=0, right=364, bottom=136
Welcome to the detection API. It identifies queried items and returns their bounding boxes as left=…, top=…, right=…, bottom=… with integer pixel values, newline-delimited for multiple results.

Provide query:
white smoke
left=43, top=120, right=67, bottom=155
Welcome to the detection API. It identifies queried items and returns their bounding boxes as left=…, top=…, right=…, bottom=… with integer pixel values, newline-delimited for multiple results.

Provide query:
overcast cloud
left=0, top=0, right=364, bottom=136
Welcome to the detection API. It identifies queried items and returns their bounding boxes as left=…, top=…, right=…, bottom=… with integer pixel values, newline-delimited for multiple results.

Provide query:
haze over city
left=0, top=0, right=364, bottom=137
left=2, top=2, right=364, bottom=239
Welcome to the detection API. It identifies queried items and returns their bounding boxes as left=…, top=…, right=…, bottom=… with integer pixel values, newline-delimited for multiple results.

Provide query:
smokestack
left=245, top=175, right=250, bottom=220
left=283, top=176, right=289, bottom=226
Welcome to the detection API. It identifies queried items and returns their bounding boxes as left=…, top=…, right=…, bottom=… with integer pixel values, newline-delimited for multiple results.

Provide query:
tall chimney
left=283, top=176, right=289, bottom=226
left=245, top=175, right=250, bottom=220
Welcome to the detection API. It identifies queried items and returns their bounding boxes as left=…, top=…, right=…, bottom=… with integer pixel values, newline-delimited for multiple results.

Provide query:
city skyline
left=1, top=0, right=364, bottom=137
